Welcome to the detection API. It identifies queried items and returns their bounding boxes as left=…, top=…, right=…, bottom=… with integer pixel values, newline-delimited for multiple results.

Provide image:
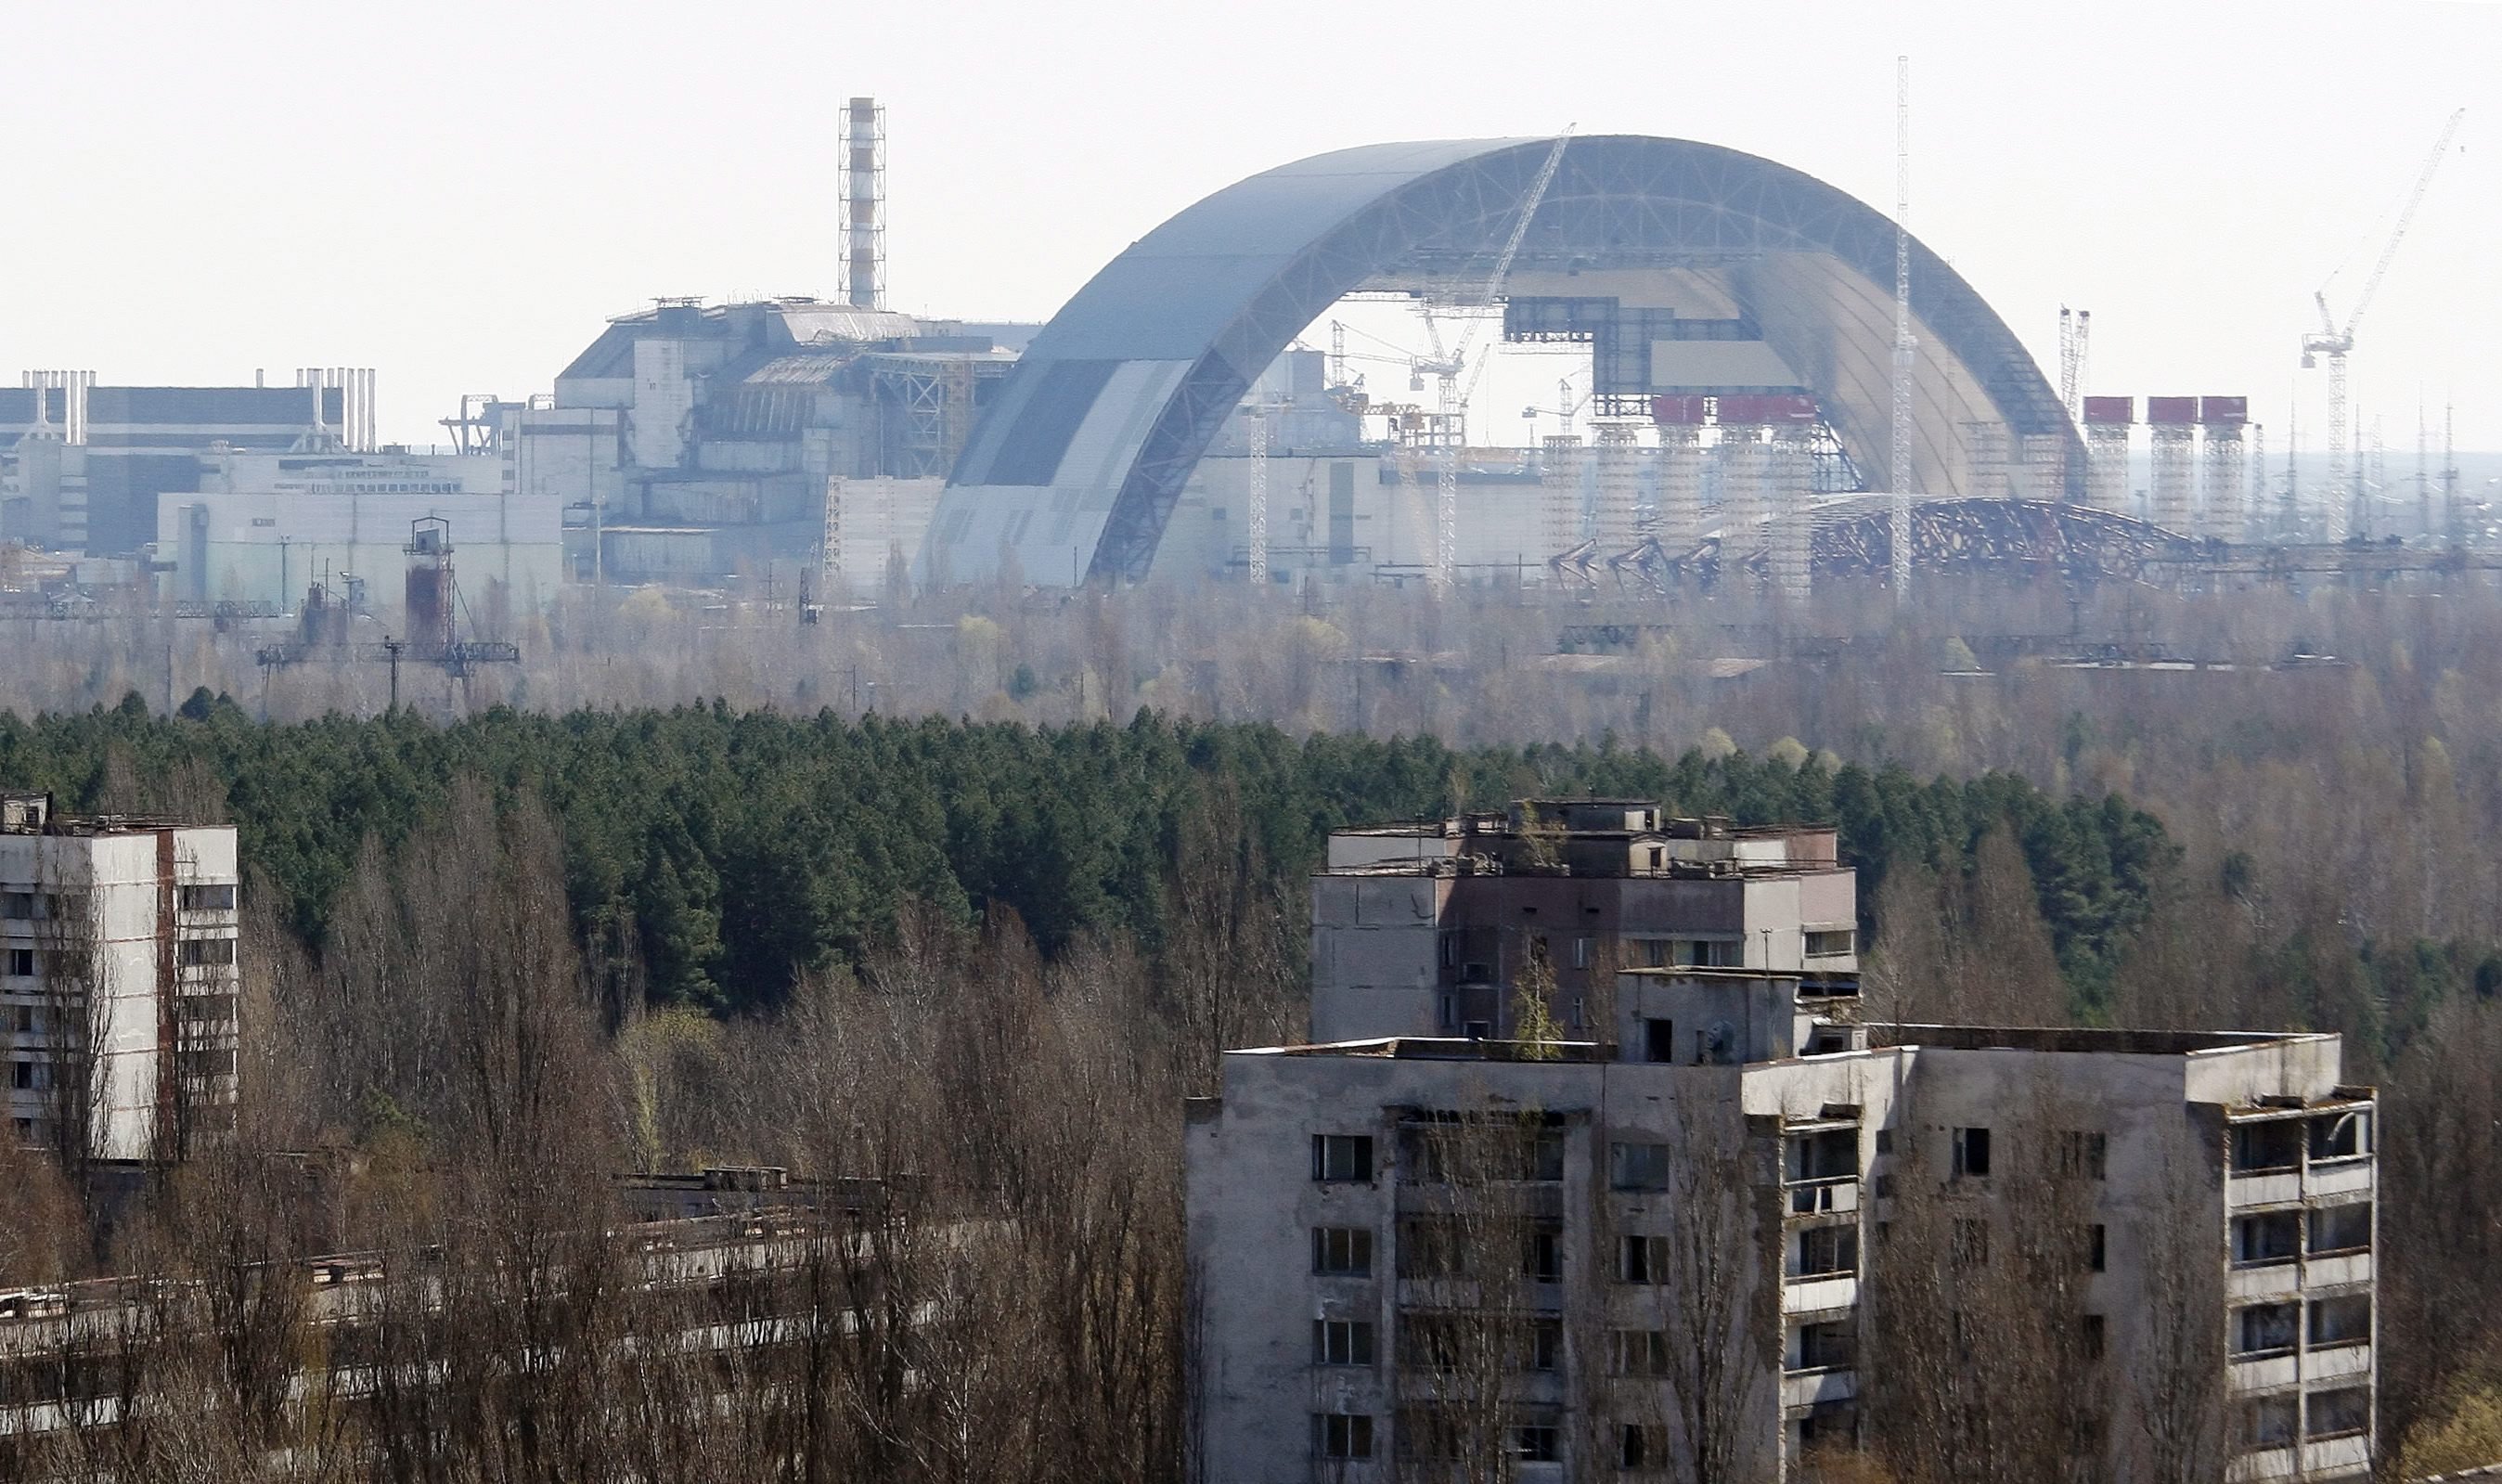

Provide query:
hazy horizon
left=4, top=1, right=2495, bottom=451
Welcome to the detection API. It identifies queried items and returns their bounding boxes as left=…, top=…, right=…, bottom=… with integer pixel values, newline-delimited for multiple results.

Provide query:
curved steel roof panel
left=934, top=135, right=2077, bottom=586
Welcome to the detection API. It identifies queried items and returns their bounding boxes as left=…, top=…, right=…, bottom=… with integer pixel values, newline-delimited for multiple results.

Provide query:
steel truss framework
left=940, top=135, right=2080, bottom=585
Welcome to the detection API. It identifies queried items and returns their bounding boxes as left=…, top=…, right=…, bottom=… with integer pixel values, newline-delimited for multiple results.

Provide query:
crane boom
left=2340, top=107, right=2465, bottom=337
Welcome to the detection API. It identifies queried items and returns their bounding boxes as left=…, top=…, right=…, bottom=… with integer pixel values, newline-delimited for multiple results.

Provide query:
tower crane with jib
left=2302, top=108, right=2465, bottom=544
left=1413, top=128, right=1574, bottom=589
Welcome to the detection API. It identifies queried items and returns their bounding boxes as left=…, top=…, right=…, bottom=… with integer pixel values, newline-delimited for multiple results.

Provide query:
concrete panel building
left=0, top=794, right=239, bottom=1163
left=1191, top=800, right=2375, bottom=1481
left=1310, top=802, right=1856, bottom=1043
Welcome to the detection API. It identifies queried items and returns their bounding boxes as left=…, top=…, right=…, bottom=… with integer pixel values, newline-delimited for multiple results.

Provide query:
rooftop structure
left=0, top=794, right=239, bottom=1163
left=1310, top=802, right=1854, bottom=1043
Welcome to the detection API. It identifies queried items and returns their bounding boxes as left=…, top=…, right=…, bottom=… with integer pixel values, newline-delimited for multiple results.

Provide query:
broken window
left=1522, top=1226, right=1563, bottom=1283
left=1619, top=1423, right=1667, bottom=1469
left=2233, top=1211, right=2302, bottom=1267
left=2306, top=1387, right=2369, bottom=1438
left=1524, top=1319, right=1562, bottom=1373
left=1397, top=1219, right=1464, bottom=1279
left=1311, top=1133, right=1373, bottom=1182
left=1789, top=1129, right=1858, bottom=1181
left=1312, top=1412, right=1374, bottom=1460
left=4, top=949, right=31, bottom=978
left=1310, top=1226, right=1373, bottom=1276
left=2232, top=1303, right=2299, bottom=1357
left=0, top=893, right=31, bottom=920
left=2231, top=1120, right=2302, bottom=1173
left=1789, top=1320, right=1855, bottom=1373
left=1312, top=1319, right=1374, bottom=1367
left=1794, top=1223, right=1858, bottom=1278
left=2244, top=1395, right=2297, bottom=1447
left=1953, top=1126, right=1993, bottom=1179
left=1611, top=1328, right=1669, bottom=1376
left=175, top=884, right=236, bottom=912
left=1513, top=1425, right=1561, bottom=1463
left=1618, top=1233, right=1663, bottom=1284
left=2309, top=1202, right=2371, bottom=1255
left=1643, top=1017, right=1674, bottom=1064
left=2087, top=1222, right=2109, bottom=1272
left=2311, top=1110, right=2369, bottom=1162
left=2309, top=1295, right=2370, bottom=1348
left=2056, top=1129, right=2109, bottom=1181
left=1610, top=1142, right=1672, bottom=1192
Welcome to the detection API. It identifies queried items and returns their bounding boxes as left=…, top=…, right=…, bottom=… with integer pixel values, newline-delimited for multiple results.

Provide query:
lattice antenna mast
left=2057, top=308, right=2078, bottom=423
left=2443, top=402, right=2461, bottom=546
left=2302, top=107, right=2463, bottom=541
left=1432, top=127, right=1573, bottom=589
left=2073, top=310, right=2090, bottom=419
left=1246, top=396, right=1271, bottom=587
left=1889, top=57, right=1915, bottom=599
left=843, top=97, right=887, bottom=310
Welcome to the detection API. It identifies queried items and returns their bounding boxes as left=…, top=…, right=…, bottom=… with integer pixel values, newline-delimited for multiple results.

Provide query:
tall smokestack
left=844, top=97, right=885, bottom=310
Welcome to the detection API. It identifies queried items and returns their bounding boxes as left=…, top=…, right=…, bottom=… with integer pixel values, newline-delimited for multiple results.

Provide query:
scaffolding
left=1539, top=434, right=1586, bottom=569
left=1593, top=421, right=1644, bottom=558
left=2199, top=398, right=2248, bottom=543
left=2147, top=397, right=2198, bottom=535
left=2083, top=397, right=2133, bottom=515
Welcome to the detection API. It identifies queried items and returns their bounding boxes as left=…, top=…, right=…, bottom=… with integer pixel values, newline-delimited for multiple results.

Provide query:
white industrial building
left=1187, top=801, right=2376, bottom=1481
left=0, top=794, right=239, bottom=1163
left=155, top=448, right=561, bottom=616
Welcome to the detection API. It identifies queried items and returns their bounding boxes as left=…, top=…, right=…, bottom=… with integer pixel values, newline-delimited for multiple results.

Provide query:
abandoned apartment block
left=1, top=792, right=240, bottom=1162
left=1187, top=801, right=2374, bottom=1481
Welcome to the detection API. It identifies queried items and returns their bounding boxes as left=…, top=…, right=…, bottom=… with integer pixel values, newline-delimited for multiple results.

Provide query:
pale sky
left=4, top=0, right=2496, bottom=450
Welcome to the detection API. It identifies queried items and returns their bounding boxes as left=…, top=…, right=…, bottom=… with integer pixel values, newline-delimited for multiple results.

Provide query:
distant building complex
left=1189, top=801, right=2377, bottom=1480
left=0, top=794, right=239, bottom=1163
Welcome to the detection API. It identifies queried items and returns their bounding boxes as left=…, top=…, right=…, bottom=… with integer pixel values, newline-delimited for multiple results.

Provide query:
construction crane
left=1415, top=128, right=1574, bottom=588
left=2302, top=108, right=2465, bottom=542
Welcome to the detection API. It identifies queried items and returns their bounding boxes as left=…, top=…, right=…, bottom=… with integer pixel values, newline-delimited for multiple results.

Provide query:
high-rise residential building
left=1190, top=801, right=2375, bottom=1481
left=0, top=793, right=240, bottom=1162
left=1310, top=801, right=1857, bottom=1043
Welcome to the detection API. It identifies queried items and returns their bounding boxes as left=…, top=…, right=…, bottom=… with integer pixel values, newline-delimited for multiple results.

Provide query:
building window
left=1789, top=1320, right=1854, bottom=1373
left=2309, top=1202, right=2371, bottom=1256
left=0, top=892, right=31, bottom=920
left=2309, top=1295, right=2370, bottom=1348
left=1619, top=1233, right=1663, bottom=1284
left=1643, top=1018, right=1674, bottom=1064
left=2087, top=1223, right=2108, bottom=1272
left=1619, top=1423, right=1667, bottom=1469
left=1525, top=1319, right=1562, bottom=1373
left=2244, top=1395, right=2297, bottom=1448
left=2231, top=1120, right=2303, bottom=1173
left=2232, top=1303, right=2299, bottom=1358
left=1640, top=937, right=1670, bottom=968
left=176, top=937, right=238, bottom=968
left=2057, top=1129, right=2109, bottom=1180
left=1612, top=1328, right=1669, bottom=1376
left=1952, top=1219, right=1990, bottom=1269
left=1312, top=1134, right=1374, bottom=1182
left=6, top=1004, right=38, bottom=1036
left=1804, top=929, right=1853, bottom=957
left=176, top=884, right=236, bottom=912
left=2233, top=1211, right=2301, bottom=1268
left=2306, top=1387, right=2370, bottom=1439
left=2081, top=1313, right=2106, bottom=1361
left=1952, top=1126, right=1993, bottom=1179
left=1313, top=1319, right=1375, bottom=1367
left=1312, top=1412, right=1374, bottom=1460
left=1794, top=1223, right=1858, bottom=1278
left=1610, top=1141, right=1672, bottom=1192
left=4, top=949, right=31, bottom=978
left=1522, top=1226, right=1563, bottom=1283
left=2311, top=1111, right=2369, bottom=1162
left=1312, top=1226, right=1374, bottom=1276
left=1513, top=1425, right=1561, bottom=1464
left=10, top=1058, right=49, bottom=1091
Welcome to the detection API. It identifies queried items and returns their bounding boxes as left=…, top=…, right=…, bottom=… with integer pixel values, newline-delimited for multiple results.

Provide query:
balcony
left=1780, top=1367, right=1856, bottom=1411
left=1782, top=1275, right=1857, bottom=1316
left=2228, top=1444, right=2298, bottom=1482
left=2304, top=1252, right=2371, bottom=1290
left=2227, top=1170, right=2302, bottom=1208
left=1786, top=1177, right=1859, bottom=1217
left=2302, top=1432, right=2371, bottom=1478
left=2307, top=1342, right=2372, bottom=1382
left=2226, top=1264, right=2302, bottom=1303
left=2228, top=1353, right=2298, bottom=1393
left=2308, top=1159, right=2373, bottom=1199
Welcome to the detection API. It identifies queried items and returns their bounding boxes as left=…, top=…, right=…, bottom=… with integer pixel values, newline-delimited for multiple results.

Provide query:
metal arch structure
left=927, top=135, right=2080, bottom=587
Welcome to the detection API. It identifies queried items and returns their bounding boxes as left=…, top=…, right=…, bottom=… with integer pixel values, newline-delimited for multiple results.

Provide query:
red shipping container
left=2146, top=396, right=2199, bottom=425
left=2082, top=395, right=2134, bottom=425
left=2199, top=396, right=2249, bottom=426
left=1651, top=394, right=1709, bottom=426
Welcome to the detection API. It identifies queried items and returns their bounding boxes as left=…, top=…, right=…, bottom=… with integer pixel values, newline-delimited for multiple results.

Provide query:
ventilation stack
left=2199, top=397, right=2249, bottom=543
left=843, top=97, right=886, bottom=310
left=1592, top=420, right=1644, bottom=558
left=1651, top=395, right=1706, bottom=561
left=1539, top=434, right=1585, bottom=561
left=2082, top=396, right=2134, bottom=515
left=2147, top=397, right=2198, bottom=534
